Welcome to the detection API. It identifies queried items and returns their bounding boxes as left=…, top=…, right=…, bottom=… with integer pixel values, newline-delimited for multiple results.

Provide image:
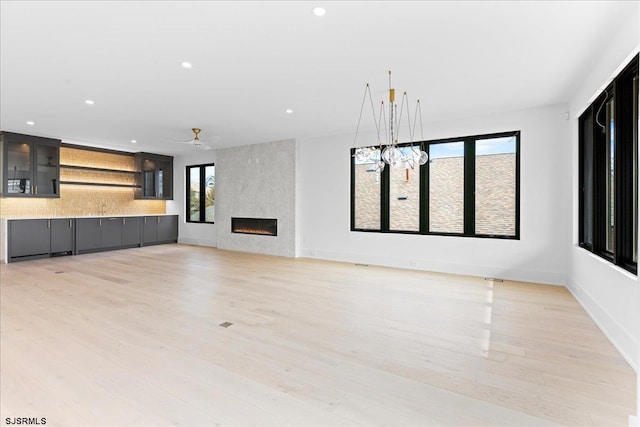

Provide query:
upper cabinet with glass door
left=0, top=132, right=61, bottom=198
left=134, top=152, right=173, bottom=200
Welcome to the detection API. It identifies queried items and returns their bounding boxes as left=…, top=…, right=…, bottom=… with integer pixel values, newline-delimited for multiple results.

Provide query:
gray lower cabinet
left=8, top=215, right=176, bottom=262
left=76, top=218, right=102, bottom=252
left=142, top=215, right=178, bottom=245
left=122, top=217, right=142, bottom=247
left=76, top=217, right=133, bottom=253
left=142, top=216, right=158, bottom=245
left=101, top=217, right=123, bottom=249
left=8, top=219, right=51, bottom=260
left=158, top=215, right=178, bottom=242
left=50, top=218, right=74, bottom=254
left=8, top=218, right=74, bottom=261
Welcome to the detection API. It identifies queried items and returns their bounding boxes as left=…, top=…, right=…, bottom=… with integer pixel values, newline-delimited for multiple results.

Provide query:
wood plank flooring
left=0, top=244, right=635, bottom=426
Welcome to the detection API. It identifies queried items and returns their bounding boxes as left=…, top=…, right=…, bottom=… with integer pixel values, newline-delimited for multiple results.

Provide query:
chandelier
left=353, top=71, right=428, bottom=172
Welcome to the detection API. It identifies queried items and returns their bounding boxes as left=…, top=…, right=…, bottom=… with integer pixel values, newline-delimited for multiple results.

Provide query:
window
left=351, top=131, right=520, bottom=239
left=186, top=163, right=215, bottom=223
left=352, top=148, right=382, bottom=230
left=475, top=136, right=517, bottom=236
left=429, top=141, right=465, bottom=234
left=579, top=54, right=638, bottom=274
left=390, top=147, right=420, bottom=232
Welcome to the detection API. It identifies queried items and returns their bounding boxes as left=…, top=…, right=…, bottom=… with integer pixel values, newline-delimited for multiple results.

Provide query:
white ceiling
left=0, top=1, right=636, bottom=155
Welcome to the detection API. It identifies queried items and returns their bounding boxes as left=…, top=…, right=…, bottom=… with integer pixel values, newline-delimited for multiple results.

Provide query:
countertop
left=2, top=214, right=177, bottom=221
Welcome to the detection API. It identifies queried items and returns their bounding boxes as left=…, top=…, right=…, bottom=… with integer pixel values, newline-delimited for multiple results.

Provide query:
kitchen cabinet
left=135, top=153, right=173, bottom=200
left=76, top=218, right=102, bottom=253
left=122, top=216, right=142, bottom=247
left=76, top=217, right=128, bottom=253
left=101, top=217, right=123, bottom=249
left=1, top=132, right=61, bottom=197
left=6, top=215, right=176, bottom=262
left=142, top=215, right=178, bottom=245
left=8, top=219, right=51, bottom=260
left=8, top=218, right=74, bottom=261
left=158, top=215, right=178, bottom=242
left=50, top=218, right=74, bottom=255
left=142, top=216, right=157, bottom=245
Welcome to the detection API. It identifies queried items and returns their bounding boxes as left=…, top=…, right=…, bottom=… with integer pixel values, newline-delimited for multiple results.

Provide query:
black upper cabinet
left=135, top=153, right=173, bottom=200
left=1, top=132, right=61, bottom=197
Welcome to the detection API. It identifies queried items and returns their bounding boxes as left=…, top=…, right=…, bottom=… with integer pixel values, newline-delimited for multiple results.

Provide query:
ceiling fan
left=176, top=128, right=215, bottom=150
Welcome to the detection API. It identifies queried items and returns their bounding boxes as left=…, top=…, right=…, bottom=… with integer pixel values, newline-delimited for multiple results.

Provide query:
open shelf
left=59, top=181, right=141, bottom=188
left=60, top=164, right=138, bottom=174
left=59, top=164, right=139, bottom=188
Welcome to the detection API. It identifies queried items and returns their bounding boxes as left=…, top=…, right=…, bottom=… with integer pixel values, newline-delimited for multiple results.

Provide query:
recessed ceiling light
left=26, top=121, right=35, bottom=126
left=312, top=7, right=326, bottom=16
left=131, top=139, right=137, bottom=144
left=285, top=109, right=293, bottom=114
left=181, top=61, right=192, bottom=69
left=85, top=99, right=94, bottom=105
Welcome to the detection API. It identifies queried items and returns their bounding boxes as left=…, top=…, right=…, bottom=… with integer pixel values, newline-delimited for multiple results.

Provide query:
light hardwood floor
left=0, top=244, right=635, bottom=426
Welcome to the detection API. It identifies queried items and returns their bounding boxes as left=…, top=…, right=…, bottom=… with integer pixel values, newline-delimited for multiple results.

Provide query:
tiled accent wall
left=0, top=146, right=165, bottom=219
left=61, top=147, right=136, bottom=170
left=0, top=186, right=165, bottom=218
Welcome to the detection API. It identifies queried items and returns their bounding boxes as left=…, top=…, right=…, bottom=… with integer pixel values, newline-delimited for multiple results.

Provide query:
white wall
left=567, top=9, right=639, bottom=373
left=298, top=103, right=571, bottom=286
left=167, top=149, right=218, bottom=247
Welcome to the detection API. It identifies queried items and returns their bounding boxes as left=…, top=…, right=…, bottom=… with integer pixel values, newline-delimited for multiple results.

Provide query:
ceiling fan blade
left=172, top=130, right=219, bottom=149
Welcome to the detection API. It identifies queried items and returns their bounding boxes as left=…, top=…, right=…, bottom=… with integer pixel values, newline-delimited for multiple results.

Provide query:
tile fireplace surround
left=216, top=139, right=295, bottom=257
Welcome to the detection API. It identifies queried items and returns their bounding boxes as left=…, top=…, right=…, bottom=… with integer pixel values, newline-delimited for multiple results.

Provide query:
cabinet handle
left=99, top=219, right=102, bottom=227
left=123, top=218, right=126, bottom=225
left=157, top=217, right=160, bottom=224
left=69, top=219, right=72, bottom=228
left=47, top=219, right=50, bottom=229
left=144, top=217, right=147, bottom=224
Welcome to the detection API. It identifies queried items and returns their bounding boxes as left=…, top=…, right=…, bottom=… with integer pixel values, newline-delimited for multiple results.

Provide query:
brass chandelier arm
left=352, top=71, right=429, bottom=170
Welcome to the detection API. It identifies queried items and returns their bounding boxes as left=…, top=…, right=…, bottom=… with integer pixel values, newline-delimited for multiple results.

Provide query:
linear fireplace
left=231, top=217, right=277, bottom=236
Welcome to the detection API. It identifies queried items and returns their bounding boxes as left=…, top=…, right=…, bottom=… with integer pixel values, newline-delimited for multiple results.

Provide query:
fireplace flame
left=232, top=227, right=275, bottom=236
left=231, top=217, right=277, bottom=236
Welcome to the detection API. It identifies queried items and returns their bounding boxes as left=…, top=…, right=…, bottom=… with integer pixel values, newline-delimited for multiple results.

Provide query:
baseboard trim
left=567, top=278, right=638, bottom=373
left=300, top=249, right=567, bottom=286
left=178, top=237, right=217, bottom=247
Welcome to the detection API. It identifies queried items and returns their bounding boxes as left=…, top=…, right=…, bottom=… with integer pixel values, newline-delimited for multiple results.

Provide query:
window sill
left=574, top=244, right=638, bottom=280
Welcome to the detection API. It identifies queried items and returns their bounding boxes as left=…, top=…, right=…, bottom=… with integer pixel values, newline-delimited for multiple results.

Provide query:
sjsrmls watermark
left=5, top=418, right=46, bottom=425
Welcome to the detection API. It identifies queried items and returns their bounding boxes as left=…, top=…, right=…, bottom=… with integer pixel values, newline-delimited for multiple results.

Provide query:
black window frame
left=350, top=130, right=521, bottom=240
left=186, top=163, right=215, bottom=224
left=579, top=54, right=638, bottom=275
